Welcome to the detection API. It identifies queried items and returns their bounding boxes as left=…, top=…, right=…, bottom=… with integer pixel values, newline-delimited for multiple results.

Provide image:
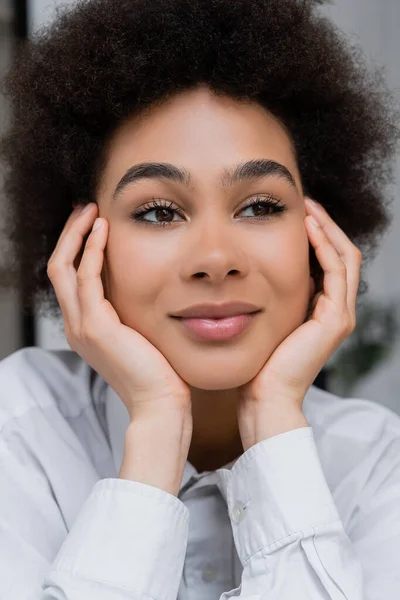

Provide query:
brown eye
left=130, top=195, right=287, bottom=228
left=237, top=196, right=287, bottom=219
left=130, top=199, right=184, bottom=227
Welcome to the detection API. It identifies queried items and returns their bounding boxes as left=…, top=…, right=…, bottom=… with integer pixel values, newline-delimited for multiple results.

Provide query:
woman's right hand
left=47, top=202, right=192, bottom=422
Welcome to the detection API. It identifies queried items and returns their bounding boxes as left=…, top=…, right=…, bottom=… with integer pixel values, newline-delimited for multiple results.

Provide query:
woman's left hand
left=237, top=197, right=363, bottom=451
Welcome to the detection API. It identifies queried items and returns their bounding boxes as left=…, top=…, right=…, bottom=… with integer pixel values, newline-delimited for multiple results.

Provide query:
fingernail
left=309, top=215, right=320, bottom=228
left=306, top=197, right=318, bottom=206
left=92, top=218, right=102, bottom=232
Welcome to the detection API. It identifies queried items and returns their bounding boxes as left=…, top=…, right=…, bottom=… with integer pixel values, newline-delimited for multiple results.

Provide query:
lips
left=171, top=301, right=262, bottom=319
left=173, top=311, right=261, bottom=341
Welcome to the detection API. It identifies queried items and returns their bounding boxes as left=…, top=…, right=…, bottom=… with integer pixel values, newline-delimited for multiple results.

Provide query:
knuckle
left=79, top=323, right=94, bottom=343
left=76, top=270, right=90, bottom=287
left=354, top=248, right=363, bottom=263
left=46, top=260, right=59, bottom=278
left=327, top=262, right=346, bottom=277
left=329, top=307, right=348, bottom=331
left=349, top=313, right=357, bottom=331
left=333, top=315, right=346, bottom=334
left=79, top=316, right=101, bottom=343
left=343, top=315, right=355, bottom=336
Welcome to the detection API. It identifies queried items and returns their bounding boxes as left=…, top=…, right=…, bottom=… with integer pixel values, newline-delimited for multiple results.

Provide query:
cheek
left=104, top=232, right=170, bottom=318
left=261, top=224, right=310, bottom=293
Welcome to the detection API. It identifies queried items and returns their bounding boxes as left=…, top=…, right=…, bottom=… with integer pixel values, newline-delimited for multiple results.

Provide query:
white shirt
left=0, top=346, right=400, bottom=599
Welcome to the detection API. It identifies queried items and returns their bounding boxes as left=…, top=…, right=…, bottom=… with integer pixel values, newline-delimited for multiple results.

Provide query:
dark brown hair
left=1, top=0, right=398, bottom=319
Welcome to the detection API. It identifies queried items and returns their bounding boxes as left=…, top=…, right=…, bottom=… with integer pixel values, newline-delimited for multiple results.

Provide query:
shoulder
left=304, top=384, right=400, bottom=519
left=0, top=346, right=97, bottom=428
left=305, top=383, right=400, bottom=444
left=0, top=347, right=110, bottom=553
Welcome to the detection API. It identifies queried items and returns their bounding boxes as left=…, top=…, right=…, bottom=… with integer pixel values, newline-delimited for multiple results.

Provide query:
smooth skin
left=48, top=85, right=361, bottom=478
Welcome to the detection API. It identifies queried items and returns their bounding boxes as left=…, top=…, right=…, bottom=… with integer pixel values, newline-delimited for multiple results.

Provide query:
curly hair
left=0, top=0, right=398, bottom=320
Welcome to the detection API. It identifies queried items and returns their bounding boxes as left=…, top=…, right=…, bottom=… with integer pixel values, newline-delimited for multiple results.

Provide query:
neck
left=187, top=386, right=243, bottom=473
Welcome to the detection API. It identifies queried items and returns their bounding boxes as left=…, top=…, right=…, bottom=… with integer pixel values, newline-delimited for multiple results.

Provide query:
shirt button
left=231, top=502, right=245, bottom=523
left=202, top=562, right=219, bottom=582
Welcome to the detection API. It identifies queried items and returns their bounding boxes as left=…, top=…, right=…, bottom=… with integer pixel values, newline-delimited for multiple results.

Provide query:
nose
left=179, top=220, right=251, bottom=283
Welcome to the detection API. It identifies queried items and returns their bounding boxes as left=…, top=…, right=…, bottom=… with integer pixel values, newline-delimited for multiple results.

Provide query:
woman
left=0, top=0, right=399, bottom=598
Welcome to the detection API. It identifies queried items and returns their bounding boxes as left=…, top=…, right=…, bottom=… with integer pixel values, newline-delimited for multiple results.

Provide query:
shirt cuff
left=226, top=426, right=341, bottom=563
left=50, top=478, right=189, bottom=600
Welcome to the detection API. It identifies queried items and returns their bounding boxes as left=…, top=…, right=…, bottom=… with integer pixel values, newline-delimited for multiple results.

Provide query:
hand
left=47, top=202, right=192, bottom=421
left=237, top=197, right=362, bottom=449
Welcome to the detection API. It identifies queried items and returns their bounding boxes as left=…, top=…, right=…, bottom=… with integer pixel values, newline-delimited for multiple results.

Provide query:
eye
left=238, top=195, right=287, bottom=219
left=129, top=195, right=287, bottom=228
left=130, top=199, right=184, bottom=227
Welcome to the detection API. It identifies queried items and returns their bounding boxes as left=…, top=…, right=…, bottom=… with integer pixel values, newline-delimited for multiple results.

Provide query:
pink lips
left=175, top=312, right=260, bottom=341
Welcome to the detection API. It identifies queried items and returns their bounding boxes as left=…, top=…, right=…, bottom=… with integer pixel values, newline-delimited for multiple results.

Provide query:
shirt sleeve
left=223, top=426, right=365, bottom=600
left=43, top=478, right=190, bottom=599
left=0, top=439, right=190, bottom=600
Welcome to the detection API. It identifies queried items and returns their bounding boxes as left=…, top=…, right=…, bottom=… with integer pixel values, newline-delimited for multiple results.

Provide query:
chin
left=169, top=359, right=267, bottom=391
left=185, top=375, right=245, bottom=391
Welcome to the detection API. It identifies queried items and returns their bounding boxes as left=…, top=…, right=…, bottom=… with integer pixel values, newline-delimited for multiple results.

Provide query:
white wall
left=30, top=0, right=400, bottom=411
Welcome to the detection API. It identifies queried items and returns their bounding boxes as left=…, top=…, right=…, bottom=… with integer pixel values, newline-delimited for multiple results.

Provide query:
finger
left=49, top=203, right=94, bottom=260
left=305, top=199, right=362, bottom=318
left=76, top=217, right=109, bottom=324
left=47, top=203, right=98, bottom=328
left=305, top=214, right=348, bottom=314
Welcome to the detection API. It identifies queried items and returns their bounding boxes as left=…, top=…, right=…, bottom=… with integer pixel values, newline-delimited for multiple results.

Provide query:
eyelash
left=129, top=195, right=287, bottom=228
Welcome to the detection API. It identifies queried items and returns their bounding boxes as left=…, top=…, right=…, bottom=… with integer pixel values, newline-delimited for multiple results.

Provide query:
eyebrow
left=112, top=158, right=298, bottom=202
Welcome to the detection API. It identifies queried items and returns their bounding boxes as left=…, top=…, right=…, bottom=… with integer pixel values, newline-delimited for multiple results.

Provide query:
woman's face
left=97, top=85, right=315, bottom=390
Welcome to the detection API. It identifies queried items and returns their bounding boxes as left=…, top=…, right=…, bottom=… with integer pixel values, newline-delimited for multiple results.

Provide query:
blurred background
left=1, top=0, right=399, bottom=412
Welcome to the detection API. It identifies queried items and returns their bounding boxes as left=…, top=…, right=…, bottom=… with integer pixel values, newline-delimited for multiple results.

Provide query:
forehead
left=100, top=86, right=301, bottom=193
